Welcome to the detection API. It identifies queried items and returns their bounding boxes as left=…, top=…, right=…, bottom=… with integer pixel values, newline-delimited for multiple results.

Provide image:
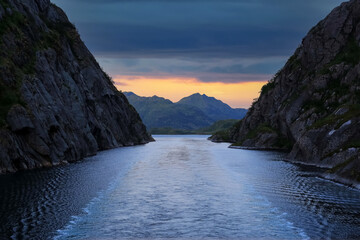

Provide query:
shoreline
left=0, top=140, right=153, bottom=176
left=284, top=158, right=360, bottom=190
left=213, top=140, right=360, bottom=190
left=229, top=145, right=289, bottom=152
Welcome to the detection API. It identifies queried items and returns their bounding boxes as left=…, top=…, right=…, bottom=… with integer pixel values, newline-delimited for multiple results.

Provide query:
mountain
left=124, top=92, right=247, bottom=131
left=0, top=0, right=152, bottom=173
left=124, top=92, right=213, bottom=130
left=178, top=93, right=247, bottom=121
left=211, top=0, right=360, bottom=185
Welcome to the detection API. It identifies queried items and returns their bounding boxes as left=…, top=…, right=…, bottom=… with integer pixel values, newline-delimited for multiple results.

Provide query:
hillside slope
left=0, top=0, right=152, bottom=173
left=211, top=0, right=360, bottom=185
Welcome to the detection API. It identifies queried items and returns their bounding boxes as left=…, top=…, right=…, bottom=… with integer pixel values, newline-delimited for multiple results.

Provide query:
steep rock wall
left=211, top=0, right=360, bottom=184
left=0, top=0, right=153, bottom=173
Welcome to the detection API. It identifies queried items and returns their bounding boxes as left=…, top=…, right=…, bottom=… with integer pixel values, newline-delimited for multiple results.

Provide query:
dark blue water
left=0, top=135, right=360, bottom=239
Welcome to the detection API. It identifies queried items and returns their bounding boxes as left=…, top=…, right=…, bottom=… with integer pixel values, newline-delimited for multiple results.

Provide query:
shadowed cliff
left=0, top=0, right=153, bottom=173
left=211, top=0, right=360, bottom=185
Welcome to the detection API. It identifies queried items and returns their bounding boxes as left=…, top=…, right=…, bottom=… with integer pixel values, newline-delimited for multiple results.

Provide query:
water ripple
left=0, top=136, right=359, bottom=239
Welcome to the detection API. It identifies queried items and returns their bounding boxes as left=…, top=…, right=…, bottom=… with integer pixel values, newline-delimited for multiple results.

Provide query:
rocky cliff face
left=0, top=0, right=153, bottom=173
left=211, top=0, right=360, bottom=185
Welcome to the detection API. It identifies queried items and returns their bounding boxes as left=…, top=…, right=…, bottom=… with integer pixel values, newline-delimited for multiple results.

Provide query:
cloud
left=97, top=56, right=285, bottom=83
left=50, top=0, right=344, bottom=106
left=195, top=73, right=272, bottom=83
left=78, top=22, right=304, bottom=59
left=52, top=0, right=343, bottom=86
left=114, top=81, right=128, bottom=86
left=53, top=0, right=343, bottom=61
left=113, top=71, right=272, bottom=84
left=111, top=75, right=268, bottom=108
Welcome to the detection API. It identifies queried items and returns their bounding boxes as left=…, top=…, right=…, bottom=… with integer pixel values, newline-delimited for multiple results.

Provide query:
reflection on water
left=0, top=135, right=359, bottom=239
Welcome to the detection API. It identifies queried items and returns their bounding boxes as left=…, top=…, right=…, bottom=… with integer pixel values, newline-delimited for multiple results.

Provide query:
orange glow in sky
left=114, top=75, right=267, bottom=108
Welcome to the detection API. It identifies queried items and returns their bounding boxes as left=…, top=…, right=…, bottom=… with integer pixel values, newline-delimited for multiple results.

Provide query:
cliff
left=211, top=0, right=360, bottom=185
left=0, top=0, right=153, bottom=173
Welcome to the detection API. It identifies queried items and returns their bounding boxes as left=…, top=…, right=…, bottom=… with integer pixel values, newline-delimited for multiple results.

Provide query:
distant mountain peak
left=177, top=93, right=247, bottom=121
left=190, top=93, right=208, bottom=97
left=125, top=92, right=248, bottom=131
left=123, top=91, right=136, bottom=96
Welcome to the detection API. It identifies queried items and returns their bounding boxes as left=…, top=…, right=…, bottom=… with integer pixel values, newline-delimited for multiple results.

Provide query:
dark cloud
left=76, top=22, right=303, bottom=59
left=53, top=0, right=343, bottom=57
left=52, top=0, right=343, bottom=83
left=208, top=62, right=285, bottom=75
left=98, top=56, right=287, bottom=83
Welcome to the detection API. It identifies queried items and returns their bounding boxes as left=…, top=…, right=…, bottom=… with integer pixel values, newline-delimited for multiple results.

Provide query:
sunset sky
left=52, top=0, right=343, bottom=108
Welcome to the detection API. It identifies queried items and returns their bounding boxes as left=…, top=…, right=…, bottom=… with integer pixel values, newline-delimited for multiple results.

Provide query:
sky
left=52, top=0, right=344, bottom=108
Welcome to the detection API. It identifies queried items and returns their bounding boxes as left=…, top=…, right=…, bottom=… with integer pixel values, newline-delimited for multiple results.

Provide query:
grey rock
left=5, top=7, right=12, bottom=15
left=0, top=0, right=153, bottom=174
left=0, top=5, right=4, bottom=19
left=35, top=0, right=50, bottom=12
left=6, top=105, right=34, bottom=132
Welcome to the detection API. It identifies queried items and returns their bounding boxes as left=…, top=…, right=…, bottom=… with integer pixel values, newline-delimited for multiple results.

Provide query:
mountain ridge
left=124, top=92, right=247, bottom=131
left=177, top=93, right=247, bottom=121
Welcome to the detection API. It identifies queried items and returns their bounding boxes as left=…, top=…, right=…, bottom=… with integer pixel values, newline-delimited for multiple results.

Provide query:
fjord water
left=0, top=136, right=360, bottom=239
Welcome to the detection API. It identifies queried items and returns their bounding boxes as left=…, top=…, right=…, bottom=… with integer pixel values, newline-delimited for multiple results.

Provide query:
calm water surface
left=0, top=135, right=360, bottom=239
